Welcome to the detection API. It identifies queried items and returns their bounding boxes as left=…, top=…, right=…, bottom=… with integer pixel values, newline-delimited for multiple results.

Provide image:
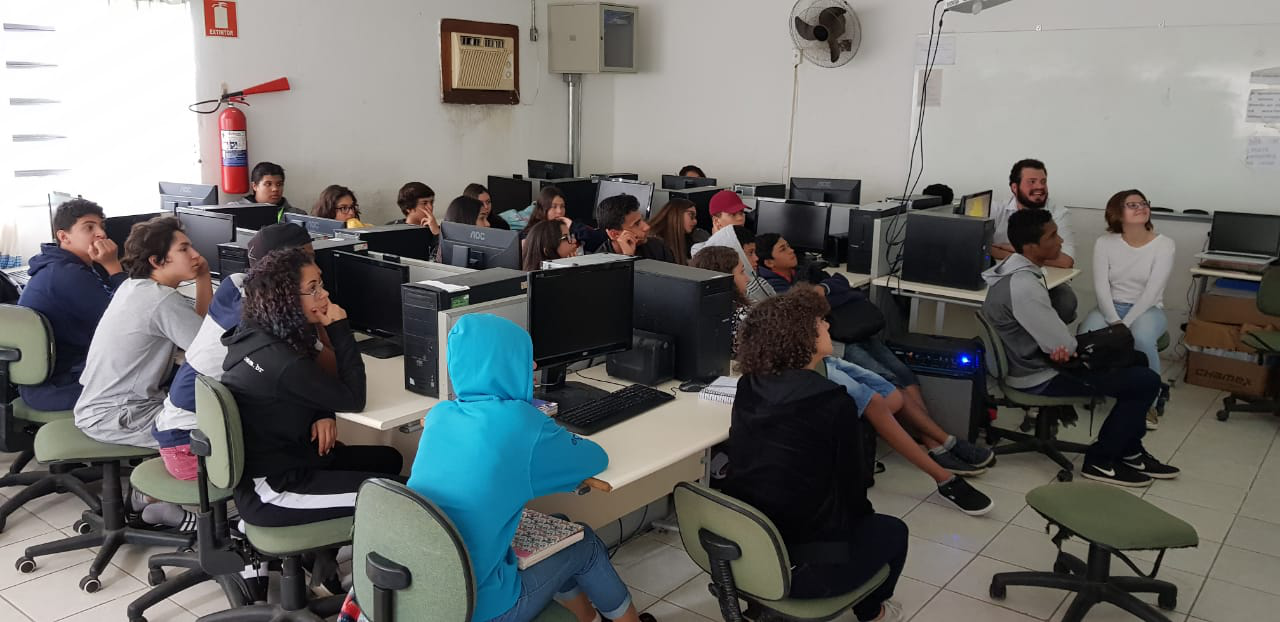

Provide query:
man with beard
left=990, top=159, right=1076, bottom=268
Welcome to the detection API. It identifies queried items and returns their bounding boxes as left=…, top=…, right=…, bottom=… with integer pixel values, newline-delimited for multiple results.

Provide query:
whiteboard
left=914, top=23, right=1280, bottom=214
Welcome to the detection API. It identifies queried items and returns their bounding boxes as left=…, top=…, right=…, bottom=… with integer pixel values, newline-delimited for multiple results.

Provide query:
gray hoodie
left=981, top=254, right=1078, bottom=389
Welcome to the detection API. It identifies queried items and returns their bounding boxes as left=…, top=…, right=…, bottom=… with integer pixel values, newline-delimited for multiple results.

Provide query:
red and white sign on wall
left=204, top=0, right=238, bottom=38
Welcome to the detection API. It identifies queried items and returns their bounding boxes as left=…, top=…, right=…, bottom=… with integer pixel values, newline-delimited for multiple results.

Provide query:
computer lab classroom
left=1, top=1, right=1279, bottom=621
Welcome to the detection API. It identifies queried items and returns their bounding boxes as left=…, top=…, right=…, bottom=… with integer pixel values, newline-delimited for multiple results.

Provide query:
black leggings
left=788, top=513, right=909, bottom=622
left=234, top=444, right=404, bottom=528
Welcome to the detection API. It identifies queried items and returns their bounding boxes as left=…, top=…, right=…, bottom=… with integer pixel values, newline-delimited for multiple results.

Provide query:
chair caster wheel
left=1158, top=594, right=1176, bottom=610
left=15, top=557, right=35, bottom=574
left=1057, top=469, right=1073, bottom=482
left=79, top=575, right=101, bottom=593
left=1217, top=410, right=1229, bottom=421
left=73, top=519, right=93, bottom=535
left=147, top=567, right=165, bottom=586
left=989, top=582, right=1006, bottom=600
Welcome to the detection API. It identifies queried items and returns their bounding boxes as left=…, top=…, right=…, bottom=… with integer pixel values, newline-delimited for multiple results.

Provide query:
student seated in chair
left=689, top=246, right=751, bottom=345
left=17, top=198, right=126, bottom=411
left=521, top=219, right=579, bottom=271
left=313, top=184, right=370, bottom=228
left=678, top=164, right=705, bottom=178
left=75, top=216, right=212, bottom=448
left=647, top=199, right=700, bottom=265
left=698, top=225, right=775, bottom=302
left=523, top=186, right=599, bottom=248
left=463, top=183, right=512, bottom=231
left=590, top=194, right=676, bottom=262
left=981, top=208, right=1178, bottom=487
left=223, top=248, right=402, bottom=527
left=724, top=290, right=907, bottom=622
left=389, top=181, right=440, bottom=260
left=409, top=314, right=653, bottom=622
left=989, top=158, right=1075, bottom=268
left=228, top=161, right=302, bottom=219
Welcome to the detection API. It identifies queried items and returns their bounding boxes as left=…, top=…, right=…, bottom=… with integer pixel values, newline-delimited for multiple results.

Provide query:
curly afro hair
left=734, top=288, right=830, bottom=375
left=242, top=247, right=318, bottom=357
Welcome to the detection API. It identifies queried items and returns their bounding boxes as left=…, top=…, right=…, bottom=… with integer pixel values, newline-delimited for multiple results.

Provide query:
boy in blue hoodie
left=408, top=314, right=648, bottom=622
left=17, top=199, right=126, bottom=411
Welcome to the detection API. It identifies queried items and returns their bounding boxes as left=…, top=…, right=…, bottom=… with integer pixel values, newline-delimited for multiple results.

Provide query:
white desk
left=837, top=271, right=874, bottom=289
left=872, top=267, right=1080, bottom=333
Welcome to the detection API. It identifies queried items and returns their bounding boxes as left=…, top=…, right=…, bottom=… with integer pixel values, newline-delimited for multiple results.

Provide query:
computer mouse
left=678, top=380, right=707, bottom=393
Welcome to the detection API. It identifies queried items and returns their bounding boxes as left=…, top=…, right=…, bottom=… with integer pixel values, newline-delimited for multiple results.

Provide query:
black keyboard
left=555, top=384, right=675, bottom=435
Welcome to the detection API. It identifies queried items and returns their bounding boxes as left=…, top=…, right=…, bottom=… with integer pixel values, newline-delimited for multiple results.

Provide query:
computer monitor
left=596, top=179, right=654, bottom=217
left=204, top=203, right=279, bottom=230
left=660, top=174, right=718, bottom=190
left=1208, top=211, right=1280, bottom=257
left=754, top=198, right=831, bottom=253
left=331, top=250, right=410, bottom=358
left=176, top=208, right=235, bottom=276
left=104, top=213, right=163, bottom=250
left=488, top=175, right=535, bottom=215
left=158, top=182, right=218, bottom=212
left=956, top=190, right=993, bottom=218
left=284, top=212, right=347, bottom=238
left=439, top=222, right=521, bottom=269
left=788, top=177, right=861, bottom=204
left=336, top=224, right=436, bottom=261
left=544, top=179, right=598, bottom=226
left=528, top=159, right=575, bottom=180
left=528, top=260, right=635, bottom=408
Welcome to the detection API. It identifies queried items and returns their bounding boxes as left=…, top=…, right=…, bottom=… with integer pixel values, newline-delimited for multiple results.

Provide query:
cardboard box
left=1197, top=292, right=1280, bottom=327
left=1185, top=351, right=1275, bottom=398
left=1184, top=318, right=1242, bottom=352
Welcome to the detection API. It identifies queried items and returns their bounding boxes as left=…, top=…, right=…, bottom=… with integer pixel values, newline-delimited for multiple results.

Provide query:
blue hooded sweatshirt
left=407, top=314, right=608, bottom=622
left=17, top=243, right=127, bottom=410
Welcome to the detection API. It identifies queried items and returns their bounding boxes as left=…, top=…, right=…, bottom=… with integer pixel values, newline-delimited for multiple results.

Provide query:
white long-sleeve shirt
left=1091, top=233, right=1175, bottom=326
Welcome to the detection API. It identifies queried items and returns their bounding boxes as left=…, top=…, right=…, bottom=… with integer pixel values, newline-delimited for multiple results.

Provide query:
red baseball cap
left=709, top=190, right=747, bottom=216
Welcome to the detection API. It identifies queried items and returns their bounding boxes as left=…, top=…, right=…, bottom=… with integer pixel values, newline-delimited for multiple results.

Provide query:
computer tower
left=487, top=175, right=535, bottom=215
left=215, top=237, right=367, bottom=291
left=901, top=211, right=995, bottom=290
left=539, top=178, right=598, bottom=226
left=846, top=201, right=908, bottom=275
left=652, top=186, right=725, bottom=233
left=888, top=194, right=948, bottom=211
left=401, top=268, right=528, bottom=397
left=633, top=259, right=734, bottom=380
left=886, top=334, right=988, bottom=443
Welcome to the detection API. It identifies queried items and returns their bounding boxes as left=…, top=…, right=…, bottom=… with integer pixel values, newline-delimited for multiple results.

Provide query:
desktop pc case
left=401, top=267, right=527, bottom=397
left=886, top=334, right=987, bottom=443
left=633, top=259, right=734, bottom=380
left=846, top=201, right=907, bottom=275
left=900, top=211, right=995, bottom=290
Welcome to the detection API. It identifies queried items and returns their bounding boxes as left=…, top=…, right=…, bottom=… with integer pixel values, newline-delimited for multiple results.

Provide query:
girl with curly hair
left=221, top=247, right=402, bottom=527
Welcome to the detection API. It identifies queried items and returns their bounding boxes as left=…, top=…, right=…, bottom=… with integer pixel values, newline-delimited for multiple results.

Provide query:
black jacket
left=591, top=235, right=677, bottom=263
left=220, top=319, right=366, bottom=479
left=721, top=369, right=873, bottom=550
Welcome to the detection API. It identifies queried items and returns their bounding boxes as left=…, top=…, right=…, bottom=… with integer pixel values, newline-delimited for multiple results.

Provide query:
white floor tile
left=1010, top=504, right=1052, bottom=532
left=901, top=536, right=974, bottom=587
left=902, top=499, right=1004, bottom=554
left=980, top=524, right=1087, bottom=574
left=1207, top=544, right=1280, bottom=597
left=1110, top=564, right=1204, bottom=615
left=871, top=452, right=941, bottom=501
left=1189, top=578, right=1280, bottom=622
left=1165, top=449, right=1260, bottom=489
left=1129, top=539, right=1221, bottom=578
left=0, top=597, right=31, bottom=621
left=646, top=526, right=684, bottom=550
left=627, top=586, right=660, bottom=613
left=1223, top=515, right=1280, bottom=559
left=662, top=574, right=722, bottom=620
left=20, top=490, right=94, bottom=530
left=946, top=555, right=1067, bottom=620
left=0, top=530, right=93, bottom=591
left=1140, top=495, right=1239, bottom=543
left=910, top=588, right=1040, bottom=622
left=1, top=561, right=144, bottom=621
left=1146, top=475, right=1249, bottom=513
left=611, top=535, right=703, bottom=598
left=639, top=599, right=716, bottom=622
left=56, top=587, right=196, bottom=622
left=1239, top=486, right=1280, bottom=525
left=164, top=573, right=237, bottom=617
left=0, top=507, right=58, bottom=545
left=972, top=452, right=1060, bottom=495
left=866, top=487, right=924, bottom=518
left=1049, top=599, right=1187, bottom=622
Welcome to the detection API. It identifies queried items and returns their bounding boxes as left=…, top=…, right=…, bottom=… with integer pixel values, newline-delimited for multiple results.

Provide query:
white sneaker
left=873, top=600, right=903, bottom=622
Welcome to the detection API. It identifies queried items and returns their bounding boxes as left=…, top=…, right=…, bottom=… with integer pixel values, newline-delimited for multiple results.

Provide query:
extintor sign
left=221, top=130, right=247, bottom=167
left=204, top=0, right=238, bottom=38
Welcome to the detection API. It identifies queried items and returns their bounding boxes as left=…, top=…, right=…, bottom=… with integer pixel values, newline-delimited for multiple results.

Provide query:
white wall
left=190, top=0, right=568, bottom=224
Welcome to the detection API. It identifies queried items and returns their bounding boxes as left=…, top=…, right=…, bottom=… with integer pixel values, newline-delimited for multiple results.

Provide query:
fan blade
left=794, top=16, right=819, bottom=41
left=827, top=39, right=842, bottom=64
left=818, top=7, right=847, bottom=40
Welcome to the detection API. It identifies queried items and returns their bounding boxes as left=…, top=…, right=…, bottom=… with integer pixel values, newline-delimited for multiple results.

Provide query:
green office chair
left=975, top=312, right=1095, bottom=482
left=1217, top=266, right=1280, bottom=421
left=991, top=482, right=1197, bottom=622
left=351, top=478, right=575, bottom=622
left=672, top=482, right=890, bottom=622
left=192, top=375, right=350, bottom=622
left=0, top=304, right=101, bottom=532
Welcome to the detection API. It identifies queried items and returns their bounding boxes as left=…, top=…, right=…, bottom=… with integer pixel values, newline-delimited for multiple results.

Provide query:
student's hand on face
left=88, top=239, right=122, bottom=273
left=322, top=303, right=348, bottom=326
left=577, top=477, right=612, bottom=494
left=192, top=255, right=211, bottom=280
left=1049, top=346, right=1074, bottom=363
left=559, top=216, right=573, bottom=228
left=311, top=418, right=337, bottom=456
left=614, top=230, right=639, bottom=256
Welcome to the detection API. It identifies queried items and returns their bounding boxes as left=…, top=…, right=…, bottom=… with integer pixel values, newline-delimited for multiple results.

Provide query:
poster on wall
left=204, top=0, right=238, bottom=38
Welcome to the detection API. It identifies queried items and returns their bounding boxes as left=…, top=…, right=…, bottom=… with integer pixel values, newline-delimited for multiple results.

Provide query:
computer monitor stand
left=534, top=365, right=610, bottom=412
left=357, top=335, right=403, bottom=359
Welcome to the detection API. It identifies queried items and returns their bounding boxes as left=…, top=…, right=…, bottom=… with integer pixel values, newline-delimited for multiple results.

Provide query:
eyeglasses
left=336, top=204, right=358, bottom=213
left=298, top=285, right=327, bottom=299
left=1124, top=201, right=1151, bottom=210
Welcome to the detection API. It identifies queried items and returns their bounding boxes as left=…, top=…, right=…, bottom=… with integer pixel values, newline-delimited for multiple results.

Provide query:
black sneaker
left=1081, top=459, right=1152, bottom=487
left=937, top=477, right=994, bottom=516
left=1122, top=451, right=1180, bottom=479
left=949, top=439, right=995, bottom=468
left=930, top=450, right=988, bottom=476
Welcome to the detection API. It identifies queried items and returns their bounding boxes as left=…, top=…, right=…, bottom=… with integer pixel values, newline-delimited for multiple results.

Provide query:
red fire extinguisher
left=219, top=101, right=248, bottom=196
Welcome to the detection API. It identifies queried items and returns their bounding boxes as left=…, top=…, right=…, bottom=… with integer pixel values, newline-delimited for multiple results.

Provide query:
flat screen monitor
left=104, top=213, right=163, bottom=250
left=284, top=212, right=347, bottom=238
left=528, top=159, right=575, bottom=180
left=176, top=208, right=235, bottom=276
left=203, top=203, right=279, bottom=230
left=1208, top=211, right=1280, bottom=256
left=661, top=174, right=718, bottom=190
left=596, top=179, right=654, bottom=217
left=788, top=177, right=861, bottom=204
left=754, top=198, right=831, bottom=253
left=957, top=190, right=993, bottom=218
left=158, top=182, right=218, bottom=212
left=330, top=250, right=409, bottom=340
left=544, top=179, right=598, bottom=226
left=440, top=222, right=521, bottom=269
left=488, top=175, right=534, bottom=215
left=337, top=225, right=436, bottom=261
left=528, top=261, right=634, bottom=369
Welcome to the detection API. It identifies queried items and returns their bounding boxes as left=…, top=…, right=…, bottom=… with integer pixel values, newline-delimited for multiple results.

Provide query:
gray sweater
left=981, top=254, right=1078, bottom=389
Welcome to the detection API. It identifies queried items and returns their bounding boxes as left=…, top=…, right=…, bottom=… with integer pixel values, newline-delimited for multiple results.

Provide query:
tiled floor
left=0, top=367, right=1275, bottom=620
left=614, top=367, right=1280, bottom=622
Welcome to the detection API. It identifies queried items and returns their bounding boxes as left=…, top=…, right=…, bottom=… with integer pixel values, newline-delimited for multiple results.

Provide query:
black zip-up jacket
left=721, top=369, right=873, bottom=550
left=220, top=319, right=365, bottom=479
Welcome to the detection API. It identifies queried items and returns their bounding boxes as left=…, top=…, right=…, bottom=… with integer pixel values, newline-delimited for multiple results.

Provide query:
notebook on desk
left=512, top=509, right=584, bottom=569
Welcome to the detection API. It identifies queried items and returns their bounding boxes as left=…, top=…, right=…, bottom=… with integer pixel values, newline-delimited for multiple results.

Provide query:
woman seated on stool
left=222, top=248, right=402, bottom=527
left=522, top=219, right=579, bottom=271
left=1079, top=189, right=1175, bottom=429
left=409, top=314, right=653, bottom=622
left=312, top=184, right=370, bottom=228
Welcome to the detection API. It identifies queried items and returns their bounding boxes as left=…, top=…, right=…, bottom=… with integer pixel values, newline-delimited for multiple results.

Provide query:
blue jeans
left=1079, top=303, right=1167, bottom=375
left=487, top=526, right=633, bottom=622
left=841, top=337, right=919, bottom=388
